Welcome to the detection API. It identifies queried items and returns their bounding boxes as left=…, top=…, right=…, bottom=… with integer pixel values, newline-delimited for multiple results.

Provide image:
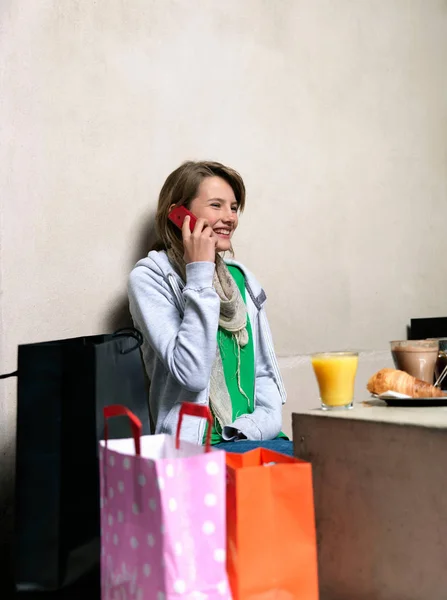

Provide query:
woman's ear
left=169, top=203, right=176, bottom=213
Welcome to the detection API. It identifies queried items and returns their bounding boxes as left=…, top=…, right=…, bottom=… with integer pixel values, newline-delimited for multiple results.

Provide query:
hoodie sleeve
left=228, top=305, right=285, bottom=440
left=128, top=259, right=220, bottom=393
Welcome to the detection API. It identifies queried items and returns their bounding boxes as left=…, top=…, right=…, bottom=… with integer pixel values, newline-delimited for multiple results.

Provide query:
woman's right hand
left=182, top=216, right=218, bottom=264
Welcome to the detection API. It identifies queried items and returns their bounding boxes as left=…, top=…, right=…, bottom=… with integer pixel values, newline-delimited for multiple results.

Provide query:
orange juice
left=311, top=352, right=359, bottom=408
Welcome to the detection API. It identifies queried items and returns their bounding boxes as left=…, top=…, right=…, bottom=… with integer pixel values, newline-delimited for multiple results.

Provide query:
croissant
left=367, top=368, right=444, bottom=398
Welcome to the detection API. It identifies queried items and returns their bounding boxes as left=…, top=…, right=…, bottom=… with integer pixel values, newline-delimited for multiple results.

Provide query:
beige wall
left=1, top=0, right=446, bottom=560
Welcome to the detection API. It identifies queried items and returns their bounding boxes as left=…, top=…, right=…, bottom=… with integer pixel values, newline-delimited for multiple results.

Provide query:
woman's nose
left=222, top=209, right=236, bottom=223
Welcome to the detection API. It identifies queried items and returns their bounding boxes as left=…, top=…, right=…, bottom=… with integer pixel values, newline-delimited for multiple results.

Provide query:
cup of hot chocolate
left=390, top=339, right=439, bottom=383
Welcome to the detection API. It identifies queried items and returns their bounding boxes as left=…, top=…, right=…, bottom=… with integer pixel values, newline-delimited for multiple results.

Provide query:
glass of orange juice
left=311, top=351, right=359, bottom=410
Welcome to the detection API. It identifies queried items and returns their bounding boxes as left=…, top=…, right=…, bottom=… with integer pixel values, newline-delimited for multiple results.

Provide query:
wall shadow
left=1, top=222, right=159, bottom=587
left=105, top=211, right=157, bottom=332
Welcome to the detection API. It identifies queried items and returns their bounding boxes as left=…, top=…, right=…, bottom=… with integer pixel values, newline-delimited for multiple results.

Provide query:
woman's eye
left=211, top=203, right=220, bottom=208
left=231, top=206, right=238, bottom=212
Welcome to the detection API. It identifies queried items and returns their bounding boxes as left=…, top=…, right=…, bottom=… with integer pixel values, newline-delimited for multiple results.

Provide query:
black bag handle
left=112, top=327, right=143, bottom=355
left=0, top=329, right=144, bottom=377
left=0, top=370, right=17, bottom=379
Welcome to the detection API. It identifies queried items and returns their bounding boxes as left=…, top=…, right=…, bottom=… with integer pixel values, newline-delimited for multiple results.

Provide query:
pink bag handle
left=103, top=405, right=142, bottom=456
left=176, top=402, right=213, bottom=452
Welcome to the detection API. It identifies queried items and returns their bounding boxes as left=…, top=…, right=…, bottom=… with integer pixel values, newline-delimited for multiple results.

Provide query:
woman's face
left=188, top=176, right=239, bottom=252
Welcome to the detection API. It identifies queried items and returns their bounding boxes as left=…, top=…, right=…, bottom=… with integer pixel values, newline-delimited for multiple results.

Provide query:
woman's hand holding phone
left=182, top=216, right=217, bottom=264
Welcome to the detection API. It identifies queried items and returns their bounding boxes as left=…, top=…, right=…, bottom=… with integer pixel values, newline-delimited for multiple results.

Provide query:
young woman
left=128, top=161, right=292, bottom=455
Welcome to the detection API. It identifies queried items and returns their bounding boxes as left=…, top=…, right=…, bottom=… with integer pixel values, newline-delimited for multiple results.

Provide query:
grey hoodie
left=128, top=250, right=287, bottom=444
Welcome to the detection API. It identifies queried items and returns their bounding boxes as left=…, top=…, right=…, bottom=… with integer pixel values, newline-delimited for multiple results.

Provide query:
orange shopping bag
left=226, top=448, right=319, bottom=599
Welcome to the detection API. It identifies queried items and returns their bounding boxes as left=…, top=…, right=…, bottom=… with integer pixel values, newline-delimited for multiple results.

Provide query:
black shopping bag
left=11, top=328, right=150, bottom=592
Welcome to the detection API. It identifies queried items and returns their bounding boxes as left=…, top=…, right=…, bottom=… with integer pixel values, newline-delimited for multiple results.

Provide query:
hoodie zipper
left=245, top=278, right=287, bottom=405
left=260, top=309, right=287, bottom=403
left=170, top=271, right=286, bottom=403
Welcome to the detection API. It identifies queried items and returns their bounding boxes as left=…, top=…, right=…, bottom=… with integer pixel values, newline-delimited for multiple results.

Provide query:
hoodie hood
left=136, top=250, right=267, bottom=310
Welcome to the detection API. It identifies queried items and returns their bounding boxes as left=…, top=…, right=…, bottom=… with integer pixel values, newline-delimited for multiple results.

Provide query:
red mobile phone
left=168, top=205, right=197, bottom=233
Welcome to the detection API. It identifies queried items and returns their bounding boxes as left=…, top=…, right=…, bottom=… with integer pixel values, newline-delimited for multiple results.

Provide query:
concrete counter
left=298, top=398, right=447, bottom=429
left=292, top=401, right=447, bottom=600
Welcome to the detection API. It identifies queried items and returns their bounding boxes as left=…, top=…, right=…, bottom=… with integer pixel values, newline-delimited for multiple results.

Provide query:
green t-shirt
left=204, top=265, right=288, bottom=444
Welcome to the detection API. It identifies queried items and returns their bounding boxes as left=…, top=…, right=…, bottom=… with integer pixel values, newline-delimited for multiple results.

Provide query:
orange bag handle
left=176, top=402, right=213, bottom=452
left=103, top=405, right=142, bottom=456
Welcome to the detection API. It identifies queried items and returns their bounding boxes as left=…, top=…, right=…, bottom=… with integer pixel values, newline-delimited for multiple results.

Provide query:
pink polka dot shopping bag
left=99, top=403, right=231, bottom=600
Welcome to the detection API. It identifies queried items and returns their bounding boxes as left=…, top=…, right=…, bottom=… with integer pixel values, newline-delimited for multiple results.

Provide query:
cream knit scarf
left=167, top=250, right=249, bottom=428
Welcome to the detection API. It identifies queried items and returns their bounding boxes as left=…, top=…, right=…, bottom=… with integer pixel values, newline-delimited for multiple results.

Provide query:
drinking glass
left=311, top=351, right=359, bottom=410
left=390, top=339, right=438, bottom=383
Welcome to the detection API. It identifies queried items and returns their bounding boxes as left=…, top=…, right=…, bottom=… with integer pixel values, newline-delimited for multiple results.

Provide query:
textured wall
left=1, top=0, right=446, bottom=572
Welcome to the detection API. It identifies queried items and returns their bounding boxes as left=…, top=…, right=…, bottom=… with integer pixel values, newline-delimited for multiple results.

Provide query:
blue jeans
left=212, top=439, right=294, bottom=456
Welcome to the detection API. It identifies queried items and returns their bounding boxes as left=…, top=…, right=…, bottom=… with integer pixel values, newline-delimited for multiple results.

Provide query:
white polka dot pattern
left=99, top=440, right=230, bottom=598
left=191, top=593, right=208, bottom=600
left=174, top=542, right=183, bottom=556
left=206, top=461, right=219, bottom=475
left=130, top=536, right=139, bottom=549
left=217, top=580, right=227, bottom=595
left=202, top=521, right=215, bottom=535
left=204, top=493, right=217, bottom=507
left=214, top=549, right=225, bottom=563
left=174, top=579, right=186, bottom=593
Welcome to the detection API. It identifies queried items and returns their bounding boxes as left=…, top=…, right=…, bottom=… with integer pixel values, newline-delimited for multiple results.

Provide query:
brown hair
left=151, top=161, right=246, bottom=257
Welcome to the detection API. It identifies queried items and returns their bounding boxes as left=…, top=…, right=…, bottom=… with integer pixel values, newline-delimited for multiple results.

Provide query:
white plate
left=374, top=391, right=411, bottom=400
